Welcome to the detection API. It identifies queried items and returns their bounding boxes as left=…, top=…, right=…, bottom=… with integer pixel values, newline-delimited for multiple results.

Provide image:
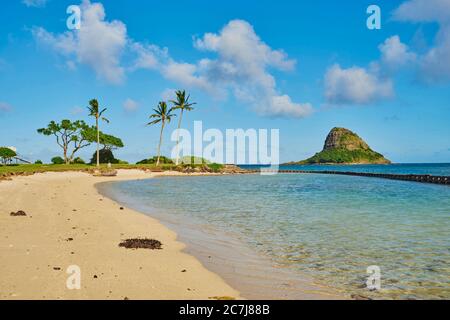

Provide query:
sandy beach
left=0, top=170, right=240, bottom=300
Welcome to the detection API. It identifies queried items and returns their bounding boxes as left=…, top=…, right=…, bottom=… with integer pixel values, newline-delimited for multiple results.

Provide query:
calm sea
left=101, top=164, right=450, bottom=299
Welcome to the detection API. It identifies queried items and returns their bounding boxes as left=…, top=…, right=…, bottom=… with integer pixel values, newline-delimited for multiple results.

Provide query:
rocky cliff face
left=323, top=127, right=369, bottom=151
left=288, top=127, right=391, bottom=165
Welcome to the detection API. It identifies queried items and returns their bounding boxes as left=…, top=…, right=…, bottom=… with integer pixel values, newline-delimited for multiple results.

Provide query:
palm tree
left=170, top=90, right=196, bottom=165
left=147, top=101, right=175, bottom=166
left=87, top=99, right=109, bottom=167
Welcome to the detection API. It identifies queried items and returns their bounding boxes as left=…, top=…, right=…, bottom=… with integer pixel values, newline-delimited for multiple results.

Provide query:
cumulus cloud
left=33, top=0, right=127, bottom=84
left=23, top=0, right=48, bottom=7
left=393, top=0, right=450, bottom=23
left=123, top=98, right=139, bottom=112
left=32, top=3, right=310, bottom=117
left=161, top=60, right=215, bottom=94
left=129, top=42, right=168, bottom=71
left=324, top=64, right=393, bottom=105
left=379, top=35, right=416, bottom=68
left=393, top=0, right=450, bottom=82
left=185, top=20, right=311, bottom=118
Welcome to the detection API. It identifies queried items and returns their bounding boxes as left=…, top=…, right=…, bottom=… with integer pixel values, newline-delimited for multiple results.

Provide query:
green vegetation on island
left=287, top=127, right=391, bottom=165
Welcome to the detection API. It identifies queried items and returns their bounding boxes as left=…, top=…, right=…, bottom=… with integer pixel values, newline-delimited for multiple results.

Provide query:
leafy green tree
left=0, top=147, right=17, bottom=165
left=82, top=130, right=124, bottom=151
left=99, top=133, right=123, bottom=150
left=87, top=99, right=109, bottom=167
left=51, top=156, right=65, bottom=164
left=170, top=90, right=196, bottom=165
left=147, top=101, right=176, bottom=166
left=37, top=120, right=92, bottom=164
left=34, top=160, right=43, bottom=164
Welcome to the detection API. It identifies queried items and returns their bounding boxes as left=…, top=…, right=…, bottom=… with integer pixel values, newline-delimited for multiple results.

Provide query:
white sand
left=0, top=170, right=240, bottom=300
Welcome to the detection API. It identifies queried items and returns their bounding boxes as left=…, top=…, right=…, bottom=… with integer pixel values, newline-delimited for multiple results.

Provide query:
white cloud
left=324, top=64, right=393, bottom=105
left=129, top=42, right=168, bottom=71
left=267, top=95, right=313, bottom=118
left=32, top=4, right=310, bottom=117
left=33, top=0, right=127, bottom=84
left=185, top=20, right=311, bottom=118
left=0, top=102, right=12, bottom=113
left=393, top=0, right=450, bottom=82
left=23, top=0, right=48, bottom=8
left=379, top=35, right=416, bottom=68
left=393, top=0, right=450, bottom=23
left=161, top=60, right=215, bottom=94
left=123, top=98, right=139, bottom=112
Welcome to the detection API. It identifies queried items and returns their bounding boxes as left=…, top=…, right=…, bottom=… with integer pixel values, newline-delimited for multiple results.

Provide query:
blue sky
left=0, top=0, right=449, bottom=163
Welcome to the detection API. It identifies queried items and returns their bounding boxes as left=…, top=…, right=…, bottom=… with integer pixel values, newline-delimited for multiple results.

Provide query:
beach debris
left=120, top=207, right=124, bottom=210
left=92, top=168, right=118, bottom=177
left=209, top=296, right=236, bottom=300
left=10, top=210, right=27, bottom=216
left=53, top=267, right=61, bottom=271
left=119, top=238, right=162, bottom=250
left=181, top=269, right=187, bottom=273
left=93, top=275, right=98, bottom=279
left=124, top=297, right=129, bottom=300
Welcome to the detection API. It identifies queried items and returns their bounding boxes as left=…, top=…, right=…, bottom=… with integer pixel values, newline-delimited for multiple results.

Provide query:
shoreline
left=98, top=176, right=345, bottom=300
left=0, top=170, right=240, bottom=300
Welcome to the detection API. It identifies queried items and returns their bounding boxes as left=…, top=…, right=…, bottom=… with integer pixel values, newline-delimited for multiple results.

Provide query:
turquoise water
left=103, top=167, right=450, bottom=299
left=241, top=163, right=450, bottom=176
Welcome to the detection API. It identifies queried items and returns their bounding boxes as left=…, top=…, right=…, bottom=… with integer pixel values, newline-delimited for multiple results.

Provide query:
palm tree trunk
left=175, top=109, right=184, bottom=165
left=156, top=122, right=165, bottom=166
left=96, top=117, right=100, bottom=167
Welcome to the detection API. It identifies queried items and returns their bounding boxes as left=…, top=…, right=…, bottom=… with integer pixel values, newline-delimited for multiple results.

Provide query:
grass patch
left=0, top=162, right=228, bottom=178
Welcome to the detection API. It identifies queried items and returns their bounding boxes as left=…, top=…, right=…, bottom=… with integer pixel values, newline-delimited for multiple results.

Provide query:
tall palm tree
left=147, top=101, right=175, bottom=166
left=87, top=99, right=109, bottom=167
left=170, top=90, right=196, bottom=165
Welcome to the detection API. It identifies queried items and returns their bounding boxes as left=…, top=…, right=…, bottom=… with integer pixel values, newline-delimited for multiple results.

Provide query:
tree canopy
left=0, top=147, right=17, bottom=164
left=37, top=120, right=93, bottom=164
left=37, top=119, right=124, bottom=164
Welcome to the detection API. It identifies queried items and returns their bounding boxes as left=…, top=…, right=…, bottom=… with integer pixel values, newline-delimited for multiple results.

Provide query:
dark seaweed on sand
left=119, top=238, right=162, bottom=250
left=10, top=210, right=27, bottom=216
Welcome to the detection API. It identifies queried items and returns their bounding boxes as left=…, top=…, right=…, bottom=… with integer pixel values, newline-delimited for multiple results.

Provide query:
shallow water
left=102, top=167, right=450, bottom=299
left=242, top=163, right=450, bottom=176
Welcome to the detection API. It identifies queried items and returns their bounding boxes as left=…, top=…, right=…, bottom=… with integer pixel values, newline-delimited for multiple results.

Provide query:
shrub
left=34, top=160, right=43, bottom=164
left=90, top=149, right=118, bottom=164
left=51, top=156, right=65, bottom=164
left=208, top=163, right=224, bottom=172
left=180, top=156, right=210, bottom=165
left=136, top=156, right=174, bottom=165
left=72, top=157, right=85, bottom=164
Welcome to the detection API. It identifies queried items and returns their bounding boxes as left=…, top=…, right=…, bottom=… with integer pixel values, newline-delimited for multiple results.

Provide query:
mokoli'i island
left=285, top=127, right=391, bottom=165
left=1, top=0, right=450, bottom=303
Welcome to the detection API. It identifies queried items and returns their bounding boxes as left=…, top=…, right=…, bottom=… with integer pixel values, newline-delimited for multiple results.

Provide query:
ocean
left=99, top=164, right=450, bottom=299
